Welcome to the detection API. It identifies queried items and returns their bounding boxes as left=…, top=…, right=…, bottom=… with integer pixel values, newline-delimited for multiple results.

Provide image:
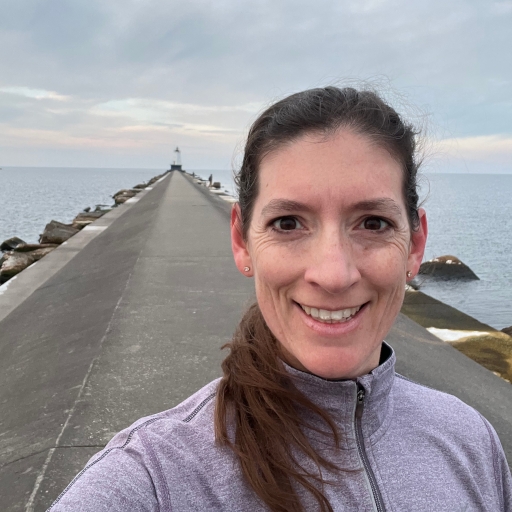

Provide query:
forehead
left=255, top=129, right=405, bottom=211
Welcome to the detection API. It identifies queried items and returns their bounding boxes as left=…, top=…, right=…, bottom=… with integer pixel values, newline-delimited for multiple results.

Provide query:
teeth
left=319, top=309, right=330, bottom=321
left=300, top=304, right=361, bottom=323
left=331, top=310, right=344, bottom=321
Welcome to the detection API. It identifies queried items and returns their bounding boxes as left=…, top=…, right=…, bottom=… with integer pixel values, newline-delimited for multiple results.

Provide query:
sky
left=1, top=0, right=512, bottom=173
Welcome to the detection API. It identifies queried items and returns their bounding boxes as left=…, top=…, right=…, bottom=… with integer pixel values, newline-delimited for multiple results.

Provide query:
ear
left=407, top=207, right=428, bottom=278
left=231, top=204, right=253, bottom=276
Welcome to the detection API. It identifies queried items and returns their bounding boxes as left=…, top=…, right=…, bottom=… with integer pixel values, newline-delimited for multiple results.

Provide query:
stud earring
left=244, top=266, right=250, bottom=272
left=406, top=271, right=412, bottom=278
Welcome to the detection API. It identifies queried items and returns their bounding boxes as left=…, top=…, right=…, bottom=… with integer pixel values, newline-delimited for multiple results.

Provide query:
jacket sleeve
left=500, top=454, right=512, bottom=512
left=482, top=415, right=512, bottom=512
left=496, top=437, right=512, bottom=512
left=47, top=428, right=161, bottom=511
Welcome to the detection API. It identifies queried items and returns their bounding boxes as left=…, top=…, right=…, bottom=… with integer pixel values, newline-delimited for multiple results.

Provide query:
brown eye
left=273, top=216, right=302, bottom=231
left=363, top=217, right=388, bottom=231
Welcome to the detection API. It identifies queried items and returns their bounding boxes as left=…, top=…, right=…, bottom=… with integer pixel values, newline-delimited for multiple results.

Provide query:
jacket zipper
left=355, top=384, right=386, bottom=512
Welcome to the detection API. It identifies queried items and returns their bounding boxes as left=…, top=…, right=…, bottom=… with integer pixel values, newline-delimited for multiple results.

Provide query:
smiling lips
left=299, top=303, right=363, bottom=324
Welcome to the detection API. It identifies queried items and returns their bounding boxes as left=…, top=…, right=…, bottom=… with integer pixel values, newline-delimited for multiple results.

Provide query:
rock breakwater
left=0, top=171, right=168, bottom=284
left=186, top=171, right=237, bottom=204
left=401, top=290, right=512, bottom=384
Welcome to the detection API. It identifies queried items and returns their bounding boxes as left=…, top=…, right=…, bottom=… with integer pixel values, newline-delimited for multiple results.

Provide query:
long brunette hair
left=215, top=86, right=421, bottom=511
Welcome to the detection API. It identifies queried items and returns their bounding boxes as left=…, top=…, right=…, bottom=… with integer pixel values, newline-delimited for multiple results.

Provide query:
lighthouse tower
left=170, top=147, right=183, bottom=171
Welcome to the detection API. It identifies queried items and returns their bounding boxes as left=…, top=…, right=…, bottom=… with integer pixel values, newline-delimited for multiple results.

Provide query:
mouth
left=297, top=302, right=366, bottom=324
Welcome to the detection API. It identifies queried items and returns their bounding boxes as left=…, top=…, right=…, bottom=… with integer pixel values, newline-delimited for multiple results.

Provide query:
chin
left=295, top=350, right=371, bottom=381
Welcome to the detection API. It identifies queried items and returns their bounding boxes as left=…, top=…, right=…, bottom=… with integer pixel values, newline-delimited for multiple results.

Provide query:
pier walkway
left=1, top=171, right=511, bottom=510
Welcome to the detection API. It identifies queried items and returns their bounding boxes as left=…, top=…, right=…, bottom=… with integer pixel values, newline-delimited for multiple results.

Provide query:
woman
left=49, top=87, right=512, bottom=511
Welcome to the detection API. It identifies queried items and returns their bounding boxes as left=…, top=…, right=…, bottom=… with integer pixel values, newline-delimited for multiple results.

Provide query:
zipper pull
left=355, top=385, right=365, bottom=419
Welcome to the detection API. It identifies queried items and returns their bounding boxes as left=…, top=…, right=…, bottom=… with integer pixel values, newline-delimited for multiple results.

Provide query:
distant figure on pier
left=49, top=87, right=512, bottom=512
left=208, top=174, right=213, bottom=187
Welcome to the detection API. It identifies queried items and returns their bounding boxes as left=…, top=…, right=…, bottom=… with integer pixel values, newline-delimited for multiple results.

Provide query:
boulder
left=13, top=243, right=59, bottom=252
left=212, top=182, right=221, bottom=189
left=147, top=174, right=165, bottom=185
left=0, top=236, right=27, bottom=252
left=95, top=204, right=112, bottom=212
left=113, top=189, right=135, bottom=198
left=77, top=211, right=105, bottom=219
left=113, top=189, right=138, bottom=205
left=0, top=251, right=35, bottom=278
left=83, top=206, right=91, bottom=213
left=39, top=220, right=79, bottom=244
left=418, top=255, right=479, bottom=280
left=133, top=183, right=147, bottom=189
left=72, top=210, right=106, bottom=227
left=114, top=195, right=130, bottom=205
left=501, top=326, right=512, bottom=337
left=0, top=246, right=56, bottom=282
left=29, top=246, right=56, bottom=261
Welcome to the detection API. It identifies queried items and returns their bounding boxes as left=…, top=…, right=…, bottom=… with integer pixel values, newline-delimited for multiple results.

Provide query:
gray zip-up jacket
left=49, top=344, right=512, bottom=511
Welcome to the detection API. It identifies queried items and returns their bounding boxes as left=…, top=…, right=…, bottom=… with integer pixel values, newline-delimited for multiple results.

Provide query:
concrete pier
left=1, top=170, right=511, bottom=510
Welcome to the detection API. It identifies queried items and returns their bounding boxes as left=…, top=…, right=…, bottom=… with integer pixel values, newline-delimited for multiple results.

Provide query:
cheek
left=358, top=243, right=409, bottom=288
left=252, top=254, right=303, bottom=328
left=254, top=261, right=294, bottom=302
left=251, top=242, right=303, bottom=291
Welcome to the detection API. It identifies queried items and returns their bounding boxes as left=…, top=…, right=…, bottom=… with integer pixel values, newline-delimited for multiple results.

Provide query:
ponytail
left=215, top=303, right=340, bottom=512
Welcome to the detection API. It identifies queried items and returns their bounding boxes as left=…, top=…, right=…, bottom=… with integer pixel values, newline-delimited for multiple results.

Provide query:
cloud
left=1, top=0, right=512, bottom=169
left=426, top=134, right=512, bottom=173
left=87, top=98, right=262, bottom=141
left=436, top=135, right=512, bottom=161
left=0, top=86, right=70, bottom=101
left=92, top=98, right=260, bottom=123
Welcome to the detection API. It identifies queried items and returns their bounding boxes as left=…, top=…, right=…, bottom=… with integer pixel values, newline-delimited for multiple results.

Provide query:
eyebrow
left=260, top=198, right=403, bottom=218
left=352, top=198, right=404, bottom=217
left=260, top=199, right=313, bottom=218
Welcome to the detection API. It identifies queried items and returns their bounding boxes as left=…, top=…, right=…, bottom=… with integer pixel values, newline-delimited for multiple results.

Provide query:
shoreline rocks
left=0, top=247, right=55, bottom=282
left=401, top=290, right=512, bottom=384
left=0, top=171, right=168, bottom=285
left=451, top=331, right=512, bottom=384
left=113, top=189, right=138, bottom=205
left=11, top=242, right=59, bottom=252
left=72, top=211, right=107, bottom=228
left=39, top=220, right=80, bottom=244
left=418, top=255, right=479, bottom=281
left=502, top=326, right=512, bottom=337
left=0, top=237, right=26, bottom=252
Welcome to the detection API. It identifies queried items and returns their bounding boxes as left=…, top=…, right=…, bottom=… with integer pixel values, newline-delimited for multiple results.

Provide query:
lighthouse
left=170, top=146, right=183, bottom=171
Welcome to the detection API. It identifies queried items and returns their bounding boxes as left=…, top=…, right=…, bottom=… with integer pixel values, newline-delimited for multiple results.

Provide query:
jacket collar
left=282, top=342, right=396, bottom=450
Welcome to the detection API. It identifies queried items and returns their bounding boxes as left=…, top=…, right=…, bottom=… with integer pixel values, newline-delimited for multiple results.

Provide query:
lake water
left=0, top=167, right=162, bottom=245
left=418, top=173, right=512, bottom=331
left=1, top=167, right=511, bottom=330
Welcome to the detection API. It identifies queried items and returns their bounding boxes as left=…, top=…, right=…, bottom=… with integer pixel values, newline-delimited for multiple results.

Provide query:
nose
left=303, top=230, right=361, bottom=294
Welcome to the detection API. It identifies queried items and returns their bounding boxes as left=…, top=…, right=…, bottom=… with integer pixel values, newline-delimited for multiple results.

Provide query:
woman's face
left=231, top=129, right=427, bottom=380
